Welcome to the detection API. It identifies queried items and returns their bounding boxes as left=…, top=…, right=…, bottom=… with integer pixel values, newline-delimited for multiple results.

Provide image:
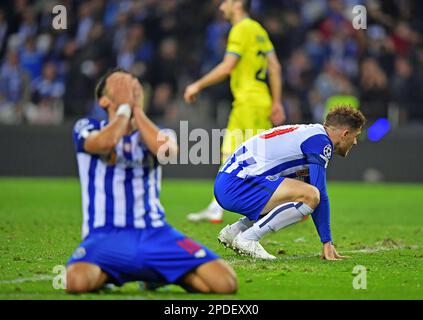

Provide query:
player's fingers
left=323, top=249, right=337, bottom=260
left=336, top=255, right=351, bottom=259
left=324, top=255, right=339, bottom=261
left=188, top=91, right=197, bottom=103
left=184, top=90, right=192, bottom=103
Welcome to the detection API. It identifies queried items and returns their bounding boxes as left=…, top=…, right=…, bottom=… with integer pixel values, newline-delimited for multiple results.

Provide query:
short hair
left=324, top=106, right=366, bottom=130
left=95, top=67, right=129, bottom=101
left=236, top=0, right=252, bottom=12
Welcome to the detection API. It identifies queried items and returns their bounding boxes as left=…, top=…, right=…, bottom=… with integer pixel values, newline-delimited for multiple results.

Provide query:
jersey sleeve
left=72, top=118, right=100, bottom=153
left=263, top=30, right=275, bottom=55
left=300, top=134, right=333, bottom=169
left=309, top=163, right=332, bottom=243
left=301, top=133, right=333, bottom=243
left=225, top=25, right=245, bottom=58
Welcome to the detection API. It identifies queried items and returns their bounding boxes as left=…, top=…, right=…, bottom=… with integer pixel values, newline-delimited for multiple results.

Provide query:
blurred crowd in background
left=0, top=0, right=423, bottom=127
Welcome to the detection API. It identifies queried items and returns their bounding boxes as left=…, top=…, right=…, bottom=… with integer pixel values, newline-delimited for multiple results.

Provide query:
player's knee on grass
left=183, top=259, right=238, bottom=294
left=66, top=263, right=106, bottom=293
left=66, top=268, right=90, bottom=293
left=207, top=261, right=237, bottom=294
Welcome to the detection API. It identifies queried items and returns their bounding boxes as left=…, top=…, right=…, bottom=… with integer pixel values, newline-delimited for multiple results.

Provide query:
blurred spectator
left=0, top=0, right=422, bottom=127
left=19, top=36, right=44, bottom=80
left=0, top=50, right=30, bottom=124
left=359, top=57, right=389, bottom=120
left=111, top=10, right=130, bottom=52
left=148, top=37, right=179, bottom=94
left=147, top=82, right=178, bottom=125
left=117, top=34, right=138, bottom=71
left=311, top=61, right=355, bottom=121
left=202, top=11, right=230, bottom=73
left=0, top=9, right=8, bottom=59
left=130, top=24, right=154, bottom=64
left=391, top=56, right=423, bottom=122
left=303, top=31, right=328, bottom=73
left=390, top=21, right=420, bottom=56
left=75, top=2, right=94, bottom=49
left=365, top=25, right=396, bottom=76
left=16, top=9, right=38, bottom=44
left=25, top=62, right=64, bottom=124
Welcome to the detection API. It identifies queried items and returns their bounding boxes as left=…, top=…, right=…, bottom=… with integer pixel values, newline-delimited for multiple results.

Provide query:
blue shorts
left=67, top=224, right=219, bottom=286
left=214, top=172, right=285, bottom=221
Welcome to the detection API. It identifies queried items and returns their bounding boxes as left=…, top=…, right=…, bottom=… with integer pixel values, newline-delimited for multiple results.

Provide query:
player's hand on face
left=107, top=73, right=134, bottom=108
left=270, top=102, right=286, bottom=126
left=184, top=83, right=200, bottom=103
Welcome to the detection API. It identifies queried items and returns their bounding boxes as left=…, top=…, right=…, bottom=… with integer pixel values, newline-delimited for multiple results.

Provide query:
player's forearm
left=196, top=62, right=231, bottom=90
left=308, top=163, right=333, bottom=243
left=83, top=115, right=130, bottom=154
left=133, top=109, right=178, bottom=157
left=311, top=197, right=332, bottom=243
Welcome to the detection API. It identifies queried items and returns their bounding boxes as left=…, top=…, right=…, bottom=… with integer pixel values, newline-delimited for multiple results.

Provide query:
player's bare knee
left=212, top=264, right=238, bottom=294
left=302, top=185, right=320, bottom=209
left=210, top=272, right=238, bottom=294
left=66, top=269, right=90, bottom=293
left=198, top=260, right=238, bottom=294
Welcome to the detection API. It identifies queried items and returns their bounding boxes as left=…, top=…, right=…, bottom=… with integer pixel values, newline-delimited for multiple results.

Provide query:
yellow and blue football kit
left=221, top=17, right=275, bottom=161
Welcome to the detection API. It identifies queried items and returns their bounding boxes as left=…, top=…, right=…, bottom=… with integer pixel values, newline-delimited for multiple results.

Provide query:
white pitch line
left=343, top=246, right=419, bottom=254
left=281, top=245, right=421, bottom=260
left=0, top=275, right=53, bottom=285
left=1, top=246, right=421, bottom=284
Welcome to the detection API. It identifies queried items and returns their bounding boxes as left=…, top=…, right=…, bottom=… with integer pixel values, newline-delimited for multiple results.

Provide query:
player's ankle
left=238, top=228, right=261, bottom=241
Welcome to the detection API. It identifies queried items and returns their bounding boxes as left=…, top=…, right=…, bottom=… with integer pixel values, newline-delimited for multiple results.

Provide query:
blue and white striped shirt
left=219, top=124, right=334, bottom=243
left=73, top=118, right=165, bottom=239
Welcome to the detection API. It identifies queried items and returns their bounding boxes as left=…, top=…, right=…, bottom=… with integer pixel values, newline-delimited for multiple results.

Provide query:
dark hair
left=95, top=67, right=129, bottom=101
left=241, top=0, right=252, bottom=12
left=324, top=106, right=366, bottom=130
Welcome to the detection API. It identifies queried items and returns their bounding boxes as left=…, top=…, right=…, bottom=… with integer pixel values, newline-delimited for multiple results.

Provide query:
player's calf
left=239, top=201, right=314, bottom=251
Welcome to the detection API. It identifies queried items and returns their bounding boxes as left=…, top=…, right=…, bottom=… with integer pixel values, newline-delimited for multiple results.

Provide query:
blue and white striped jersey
left=219, top=124, right=335, bottom=243
left=73, top=118, right=166, bottom=239
left=220, top=124, right=334, bottom=181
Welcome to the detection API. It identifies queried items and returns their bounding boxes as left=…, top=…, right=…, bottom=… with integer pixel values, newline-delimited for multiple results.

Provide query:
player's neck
left=231, top=12, right=249, bottom=25
left=324, top=125, right=338, bottom=146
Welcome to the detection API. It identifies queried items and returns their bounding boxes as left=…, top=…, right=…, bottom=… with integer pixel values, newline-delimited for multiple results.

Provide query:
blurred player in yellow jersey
left=184, top=0, right=286, bottom=223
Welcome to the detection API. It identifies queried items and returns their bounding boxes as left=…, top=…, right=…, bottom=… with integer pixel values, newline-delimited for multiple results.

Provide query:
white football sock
left=240, top=202, right=313, bottom=241
left=228, top=217, right=255, bottom=234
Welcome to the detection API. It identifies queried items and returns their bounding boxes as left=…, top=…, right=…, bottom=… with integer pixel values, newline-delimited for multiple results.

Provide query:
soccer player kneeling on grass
left=215, top=106, right=366, bottom=260
left=66, top=69, right=237, bottom=294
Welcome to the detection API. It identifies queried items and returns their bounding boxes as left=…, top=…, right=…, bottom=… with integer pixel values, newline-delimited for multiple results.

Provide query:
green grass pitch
left=0, top=178, right=422, bottom=300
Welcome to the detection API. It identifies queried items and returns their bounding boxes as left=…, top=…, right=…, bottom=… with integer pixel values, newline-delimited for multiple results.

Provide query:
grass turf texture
left=0, top=178, right=422, bottom=300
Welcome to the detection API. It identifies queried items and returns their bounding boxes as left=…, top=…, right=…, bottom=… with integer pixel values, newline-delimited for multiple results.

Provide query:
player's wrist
left=116, top=103, right=132, bottom=119
left=193, top=81, right=203, bottom=91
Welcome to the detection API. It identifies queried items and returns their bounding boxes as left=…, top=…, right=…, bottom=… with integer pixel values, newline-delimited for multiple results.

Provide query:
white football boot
left=217, top=225, right=240, bottom=248
left=232, top=234, right=277, bottom=260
